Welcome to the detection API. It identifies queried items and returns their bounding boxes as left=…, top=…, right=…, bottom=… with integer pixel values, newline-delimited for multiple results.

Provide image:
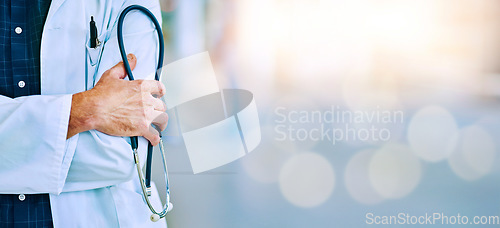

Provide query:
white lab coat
left=0, top=0, right=166, bottom=227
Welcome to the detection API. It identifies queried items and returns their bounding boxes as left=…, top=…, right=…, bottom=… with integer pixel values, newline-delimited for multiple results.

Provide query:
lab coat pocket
left=85, top=31, right=108, bottom=90
left=85, top=34, right=105, bottom=67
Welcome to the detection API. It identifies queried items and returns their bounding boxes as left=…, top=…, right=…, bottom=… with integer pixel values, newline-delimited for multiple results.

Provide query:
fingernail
left=127, top=54, right=134, bottom=61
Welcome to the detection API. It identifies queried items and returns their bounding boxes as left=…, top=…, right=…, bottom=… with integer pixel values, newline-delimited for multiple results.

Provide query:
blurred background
left=153, top=0, right=500, bottom=227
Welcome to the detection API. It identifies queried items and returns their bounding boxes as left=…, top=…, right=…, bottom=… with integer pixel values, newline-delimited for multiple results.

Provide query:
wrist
left=68, top=90, right=99, bottom=138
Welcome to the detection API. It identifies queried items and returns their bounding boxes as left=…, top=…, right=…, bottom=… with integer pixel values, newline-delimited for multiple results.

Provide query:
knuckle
left=136, top=80, right=145, bottom=89
left=159, top=100, right=167, bottom=112
left=131, top=81, right=142, bottom=93
left=158, top=82, right=166, bottom=95
left=162, top=113, right=169, bottom=122
left=143, top=97, right=155, bottom=111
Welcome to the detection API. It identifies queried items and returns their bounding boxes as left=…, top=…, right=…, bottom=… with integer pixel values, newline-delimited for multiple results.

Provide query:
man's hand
left=67, top=54, right=168, bottom=145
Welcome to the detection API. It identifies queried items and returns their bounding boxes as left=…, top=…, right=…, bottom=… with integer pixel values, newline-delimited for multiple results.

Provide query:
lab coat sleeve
left=0, top=94, right=73, bottom=194
left=61, top=0, right=163, bottom=192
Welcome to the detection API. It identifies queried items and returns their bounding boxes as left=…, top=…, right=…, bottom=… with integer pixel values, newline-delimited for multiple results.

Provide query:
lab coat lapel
left=45, top=0, right=67, bottom=24
left=40, top=0, right=88, bottom=95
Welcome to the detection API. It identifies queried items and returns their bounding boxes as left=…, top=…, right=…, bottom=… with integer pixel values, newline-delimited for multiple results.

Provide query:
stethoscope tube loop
left=117, top=5, right=170, bottom=222
left=117, top=5, right=164, bottom=82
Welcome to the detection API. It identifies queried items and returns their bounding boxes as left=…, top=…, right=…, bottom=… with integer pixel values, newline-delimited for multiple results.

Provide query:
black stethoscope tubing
left=116, top=5, right=171, bottom=221
left=117, top=5, right=164, bottom=190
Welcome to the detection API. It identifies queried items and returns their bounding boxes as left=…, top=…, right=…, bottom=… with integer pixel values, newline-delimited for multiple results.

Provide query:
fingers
left=142, top=111, right=167, bottom=145
left=143, top=126, right=161, bottom=146
left=151, top=112, right=169, bottom=132
left=149, top=94, right=167, bottom=112
left=105, top=53, right=137, bottom=79
left=140, top=80, right=166, bottom=97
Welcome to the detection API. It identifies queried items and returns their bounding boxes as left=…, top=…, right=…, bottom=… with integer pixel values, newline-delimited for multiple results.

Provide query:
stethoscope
left=117, top=5, right=172, bottom=222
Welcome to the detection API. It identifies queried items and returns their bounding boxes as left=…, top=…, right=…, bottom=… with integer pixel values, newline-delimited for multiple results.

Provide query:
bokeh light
left=407, top=106, right=459, bottom=162
left=157, top=0, right=500, bottom=227
left=448, top=125, right=496, bottom=181
left=369, top=143, right=422, bottom=199
left=345, top=149, right=385, bottom=205
left=279, top=152, right=335, bottom=208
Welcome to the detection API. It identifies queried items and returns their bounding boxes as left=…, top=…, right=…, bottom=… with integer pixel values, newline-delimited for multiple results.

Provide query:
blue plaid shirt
left=0, top=0, right=51, bottom=98
left=0, top=0, right=53, bottom=227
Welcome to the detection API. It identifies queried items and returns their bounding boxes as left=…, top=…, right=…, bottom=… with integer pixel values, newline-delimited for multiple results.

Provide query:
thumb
left=107, top=53, right=137, bottom=79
